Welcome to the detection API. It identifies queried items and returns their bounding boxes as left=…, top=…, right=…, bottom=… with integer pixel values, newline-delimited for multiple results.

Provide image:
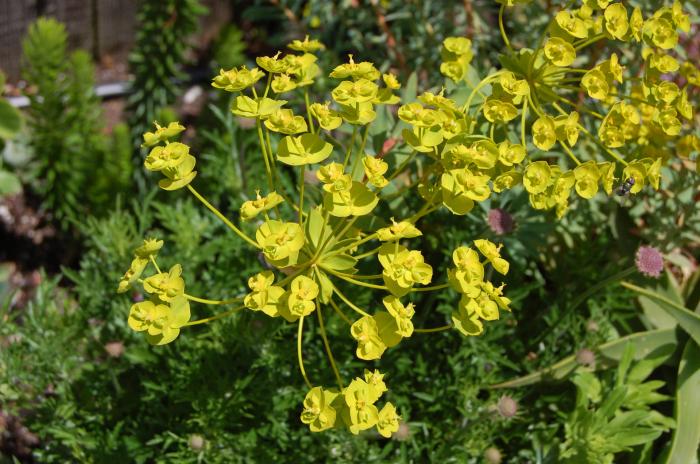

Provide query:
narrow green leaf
left=400, top=72, right=417, bottom=107
left=623, top=282, right=700, bottom=346
left=0, top=99, right=23, bottom=140
left=0, top=170, right=21, bottom=195
left=662, top=340, right=700, bottom=464
left=639, top=272, right=684, bottom=330
left=489, top=328, right=679, bottom=389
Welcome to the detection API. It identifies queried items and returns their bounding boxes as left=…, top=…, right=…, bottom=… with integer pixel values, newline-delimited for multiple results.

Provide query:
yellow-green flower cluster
left=119, top=239, right=191, bottom=345
left=120, top=4, right=698, bottom=433
left=465, top=0, right=698, bottom=217
left=440, top=37, right=474, bottom=82
left=300, top=370, right=400, bottom=437
left=143, top=123, right=197, bottom=191
left=448, top=240, right=511, bottom=336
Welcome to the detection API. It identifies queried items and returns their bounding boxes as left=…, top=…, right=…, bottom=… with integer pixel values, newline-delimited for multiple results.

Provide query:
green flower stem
left=520, top=98, right=528, bottom=147
left=354, top=245, right=382, bottom=260
left=342, top=126, right=358, bottom=169
left=351, top=125, right=370, bottom=177
left=297, top=316, right=313, bottom=389
left=149, top=256, right=162, bottom=274
left=411, top=283, right=450, bottom=292
left=309, top=212, right=332, bottom=263
left=329, top=298, right=353, bottom=325
left=275, top=266, right=309, bottom=290
left=527, top=29, right=548, bottom=79
left=414, top=324, right=453, bottom=333
left=556, top=78, right=585, bottom=84
left=328, top=197, right=439, bottom=259
left=184, top=294, right=243, bottom=305
left=298, top=165, right=305, bottom=225
left=264, top=126, right=300, bottom=217
left=183, top=304, right=245, bottom=326
left=554, top=84, right=585, bottom=92
left=264, top=127, right=277, bottom=171
left=256, top=120, right=276, bottom=193
left=335, top=216, right=359, bottom=243
left=617, top=94, right=653, bottom=106
left=383, top=178, right=420, bottom=201
left=325, top=133, right=345, bottom=151
left=315, top=217, right=356, bottom=262
left=498, top=4, right=513, bottom=53
left=576, top=122, right=629, bottom=166
left=408, top=199, right=440, bottom=223
left=187, top=185, right=259, bottom=248
left=527, top=93, right=544, bottom=117
left=263, top=73, right=272, bottom=99
left=560, top=142, right=582, bottom=166
left=344, top=273, right=383, bottom=280
left=331, top=282, right=371, bottom=317
left=574, top=33, right=606, bottom=51
left=550, top=94, right=604, bottom=120
left=620, top=281, right=690, bottom=313
left=315, top=299, right=344, bottom=390
left=473, top=102, right=487, bottom=125
left=323, top=267, right=388, bottom=290
left=387, top=150, right=417, bottom=182
left=330, top=233, right=378, bottom=257
left=462, top=71, right=503, bottom=114
left=568, top=267, right=636, bottom=310
left=304, top=88, right=315, bottom=133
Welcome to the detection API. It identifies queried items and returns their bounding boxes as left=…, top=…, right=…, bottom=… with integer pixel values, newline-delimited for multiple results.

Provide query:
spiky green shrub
left=127, top=0, right=207, bottom=143
left=20, top=18, right=131, bottom=227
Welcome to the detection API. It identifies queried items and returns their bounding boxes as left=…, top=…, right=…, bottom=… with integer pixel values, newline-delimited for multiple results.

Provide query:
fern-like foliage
left=21, top=18, right=132, bottom=228
left=127, top=0, right=206, bottom=144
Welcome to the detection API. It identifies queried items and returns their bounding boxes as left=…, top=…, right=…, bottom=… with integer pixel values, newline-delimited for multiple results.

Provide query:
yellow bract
left=240, top=191, right=284, bottom=221
left=211, top=66, right=264, bottom=92
left=128, top=296, right=190, bottom=345
left=256, top=220, right=305, bottom=267
left=544, top=37, right=576, bottom=67
left=378, top=244, right=433, bottom=297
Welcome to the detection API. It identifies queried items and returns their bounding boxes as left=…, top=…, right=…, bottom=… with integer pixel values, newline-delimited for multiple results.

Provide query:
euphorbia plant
left=118, top=0, right=697, bottom=436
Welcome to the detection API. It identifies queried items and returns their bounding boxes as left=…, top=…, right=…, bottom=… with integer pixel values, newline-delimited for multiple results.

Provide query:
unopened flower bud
left=392, top=422, right=411, bottom=441
left=576, top=348, right=596, bottom=367
left=497, top=395, right=518, bottom=418
left=586, top=320, right=599, bottom=332
left=189, top=434, right=205, bottom=451
left=484, top=447, right=502, bottom=464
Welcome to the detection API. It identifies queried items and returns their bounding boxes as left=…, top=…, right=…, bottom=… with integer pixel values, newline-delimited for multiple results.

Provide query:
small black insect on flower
left=615, top=177, right=635, bottom=196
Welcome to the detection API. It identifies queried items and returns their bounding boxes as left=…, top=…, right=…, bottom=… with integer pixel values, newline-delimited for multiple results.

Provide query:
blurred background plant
left=127, top=0, right=208, bottom=149
left=0, top=1, right=698, bottom=462
left=18, top=18, right=131, bottom=231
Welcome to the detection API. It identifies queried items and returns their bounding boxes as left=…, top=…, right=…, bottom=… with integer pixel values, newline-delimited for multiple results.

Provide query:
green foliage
left=212, top=25, right=247, bottom=70
left=663, top=340, right=700, bottom=464
left=3, top=2, right=699, bottom=462
left=20, top=18, right=132, bottom=227
left=0, top=74, right=23, bottom=140
left=240, top=0, right=501, bottom=81
left=560, top=345, right=674, bottom=464
left=127, top=0, right=207, bottom=143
